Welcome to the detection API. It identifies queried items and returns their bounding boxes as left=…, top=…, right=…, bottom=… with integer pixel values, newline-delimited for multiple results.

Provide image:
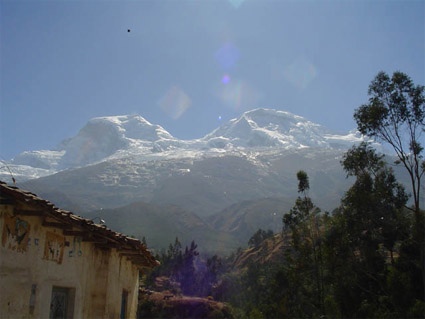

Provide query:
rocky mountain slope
left=232, top=233, right=290, bottom=269
left=1, top=108, right=379, bottom=253
left=3, top=108, right=364, bottom=208
left=5, top=108, right=364, bottom=177
left=83, top=201, right=243, bottom=254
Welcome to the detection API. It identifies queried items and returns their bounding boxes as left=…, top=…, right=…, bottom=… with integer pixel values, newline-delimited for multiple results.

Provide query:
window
left=120, top=290, right=129, bottom=319
left=49, top=286, right=75, bottom=319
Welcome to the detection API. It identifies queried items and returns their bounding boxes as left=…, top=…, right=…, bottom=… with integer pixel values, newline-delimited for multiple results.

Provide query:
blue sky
left=1, top=0, right=424, bottom=160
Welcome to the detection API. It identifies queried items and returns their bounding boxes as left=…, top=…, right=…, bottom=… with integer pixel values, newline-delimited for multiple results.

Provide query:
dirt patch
left=138, top=291, right=234, bottom=319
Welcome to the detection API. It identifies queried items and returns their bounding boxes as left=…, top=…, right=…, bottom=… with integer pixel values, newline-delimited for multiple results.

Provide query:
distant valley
left=2, top=108, right=404, bottom=254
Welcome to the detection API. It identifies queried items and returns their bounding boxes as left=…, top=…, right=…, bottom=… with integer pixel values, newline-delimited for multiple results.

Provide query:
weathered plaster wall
left=0, top=205, right=140, bottom=319
left=105, top=250, right=140, bottom=318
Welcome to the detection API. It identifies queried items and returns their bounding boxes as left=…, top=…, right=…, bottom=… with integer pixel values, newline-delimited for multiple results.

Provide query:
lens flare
left=221, top=74, right=231, bottom=84
left=216, top=79, right=261, bottom=111
left=215, top=42, right=240, bottom=70
left=158, top=86, right=191, bottom=120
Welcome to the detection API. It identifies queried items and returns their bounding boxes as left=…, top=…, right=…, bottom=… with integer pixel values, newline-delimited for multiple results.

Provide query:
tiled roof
left=0, top=181, right=159, bottom=269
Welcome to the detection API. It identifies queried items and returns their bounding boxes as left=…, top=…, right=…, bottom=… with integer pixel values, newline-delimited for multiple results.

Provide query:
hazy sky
left=1, top=0, right=424, bottom=160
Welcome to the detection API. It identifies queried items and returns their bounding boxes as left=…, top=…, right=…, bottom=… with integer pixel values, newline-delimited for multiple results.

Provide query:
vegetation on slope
left=140, top=143, right=424, bottom=318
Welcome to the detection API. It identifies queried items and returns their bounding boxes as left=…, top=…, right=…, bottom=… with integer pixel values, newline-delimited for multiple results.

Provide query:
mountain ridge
left=4, top=108, right=366, bottom=182
left=0, top=108, right=409, bottom=254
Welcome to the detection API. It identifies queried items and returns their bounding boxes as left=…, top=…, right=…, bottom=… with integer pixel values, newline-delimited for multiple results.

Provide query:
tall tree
left=338, top=143, right=420, bottom=315
left=296, top=170, right=310, bottom=195
left=283, top=171, right=326, bottom=317
left=283, top=170, right=314, bottom=229
left=341, top=143, right=409, bottom=256
left=354, top=71, right=425, bottom=215
left=354, top=71, right=425, bottom=300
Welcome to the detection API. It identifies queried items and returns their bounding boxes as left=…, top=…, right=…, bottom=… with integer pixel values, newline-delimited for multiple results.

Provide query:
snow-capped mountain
left=2, top=108, right=403, bottom=253
left=204, top=108, right=362, bottom=149
left=59, top=114, right=180, bottom=168
left=0, top=107, right=374, bottom=214
left=6, top=108, right=365, bottom=179
left=12, top=114, right=179, bottom=170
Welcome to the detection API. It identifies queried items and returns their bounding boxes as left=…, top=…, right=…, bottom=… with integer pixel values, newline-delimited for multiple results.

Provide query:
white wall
left=0, top=205, right=140, bottom=319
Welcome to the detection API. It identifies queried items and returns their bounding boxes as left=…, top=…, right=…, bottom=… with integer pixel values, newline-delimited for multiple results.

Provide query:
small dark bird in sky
left=127, top=29, right=131, bottom=32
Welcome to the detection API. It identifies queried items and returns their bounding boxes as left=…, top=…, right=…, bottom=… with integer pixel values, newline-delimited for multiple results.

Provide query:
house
left=0, top=181, right=158, bottom=319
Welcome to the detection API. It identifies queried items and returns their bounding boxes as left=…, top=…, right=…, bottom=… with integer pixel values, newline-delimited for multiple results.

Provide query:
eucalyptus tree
left=354, top=71, right=425, bottom=215
left=326, top=142, right=412, bottom=317
left=354, top=71, right=425, bottom=300
left=283, top=170, right=326, bottom=317
left=341, top=142, right=409, bottom=260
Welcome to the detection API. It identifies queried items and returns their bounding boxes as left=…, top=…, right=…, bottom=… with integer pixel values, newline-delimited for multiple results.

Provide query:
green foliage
left=280, top=171, right=327, bottom=317
left=342, top=142, right=384, bottom=177
left=354, top=70, right=425, bottom=304
left=143, top=106, right=425, bottom=317
left=145, top=237, right=229, bottom=298
left=327, top=144, right=420, bottom=317
left=217, top=157, right=423, bottom=318
left=297, top=170, right=310, bottom=194
left=248, top=229, right=273, bottom=248
left=283, top=170, right=317, bottom=231
left=341, top=146, right=409, bottom=258
left=354, top=71, right=425, bottom=214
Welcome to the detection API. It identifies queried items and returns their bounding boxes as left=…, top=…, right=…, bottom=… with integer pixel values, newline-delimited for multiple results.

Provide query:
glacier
left=1, top=108, right=367, bottom=183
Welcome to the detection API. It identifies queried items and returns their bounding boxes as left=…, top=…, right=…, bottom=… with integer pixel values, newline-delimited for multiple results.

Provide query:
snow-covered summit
left=87, top=115, right=175, bottom=141
left=59, top=114, right=177, bottom=168
left=11, top=114, right=177, bottom=170
left=6, top=108, right=366, bottom=181
left=204, top=108, right=362, bottom=149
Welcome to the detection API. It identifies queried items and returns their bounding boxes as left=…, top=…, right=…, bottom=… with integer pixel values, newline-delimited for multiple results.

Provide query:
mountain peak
left=244, top=107, right=302, bottom=119
left=243, top=108, right=323, bottom=129
left=8, top=108, right=365, bottom=176
left=205, top=107, right=336, bottom=148
left=89, top=114, right=151, bottom=126
left=88, top=114, right=174, bottom=140
left=57, top=114, right=176, bottom=168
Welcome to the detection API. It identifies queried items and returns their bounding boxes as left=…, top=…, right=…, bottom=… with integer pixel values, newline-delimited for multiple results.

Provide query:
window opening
left=49, top=286, right=75, bottom=319
left=120, top=290, right=129, bottom=319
